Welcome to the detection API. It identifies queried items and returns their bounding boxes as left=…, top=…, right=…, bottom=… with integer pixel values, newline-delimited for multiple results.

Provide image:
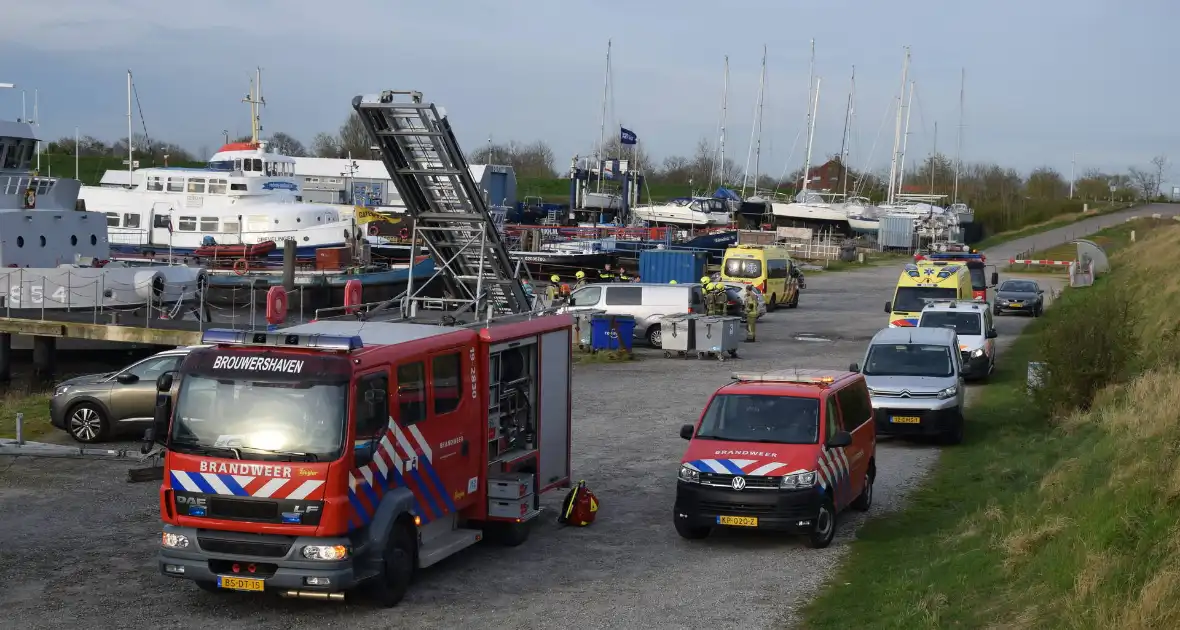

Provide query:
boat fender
left=368, top=224, right=380, bottom=236
left=266, top=286, right=288, bottom=325
left=344, top=279, right=362, bottom=314
left=399, top=227, right=409, bottom=239
left=233, top=258, right=249, bottom=276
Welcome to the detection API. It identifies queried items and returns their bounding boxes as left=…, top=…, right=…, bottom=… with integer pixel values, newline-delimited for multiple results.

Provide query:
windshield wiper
left=693, top=434, right=741, bottom=441
left=235, top=446, right=319, bottom=462
left=169, top=438, right=241, bottom=459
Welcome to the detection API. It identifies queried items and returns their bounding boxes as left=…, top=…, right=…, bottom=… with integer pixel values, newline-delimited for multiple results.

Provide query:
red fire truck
left=150, top=315, right=574, bottom=605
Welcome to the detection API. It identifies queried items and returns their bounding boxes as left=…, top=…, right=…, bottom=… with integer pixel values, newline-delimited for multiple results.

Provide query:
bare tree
left=1025, top=167, right=1068, bottom=200
left=268, top=132, right=307, bottom=157
left=1151, top=154, right=1168, bottom=199
left=1128, top=166, right=1156, bottom=200
left=310, top=132, right=341, bottom=158
left=338, top=113, right=371, bottom=158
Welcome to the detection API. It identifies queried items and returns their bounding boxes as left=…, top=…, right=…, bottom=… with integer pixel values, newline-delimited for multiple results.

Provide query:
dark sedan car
left=993, top=279, right=1044, bottom=316
left=50, top=347, right=198, bottom=443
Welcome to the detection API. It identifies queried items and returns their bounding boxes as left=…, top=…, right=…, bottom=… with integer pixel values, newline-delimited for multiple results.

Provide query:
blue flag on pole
left=620, top=127, right=637, bottom=145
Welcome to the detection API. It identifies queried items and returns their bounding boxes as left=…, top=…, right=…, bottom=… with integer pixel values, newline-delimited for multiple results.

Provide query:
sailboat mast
left=953, top=67, right=965, bottom=204
left=717, top=55, right=729, bottom=188
left=839, top=66, right=855, bottom=198
left=127, top=70, right=134, bottom=180
left=743, top=46, right=767, bottom=197
left=596, top=39, right=611, bottom=192
left=886, top=47, right=910, bottom=205
left=802, top=76, right=821, bottom=196
left=897, top=80, right=915, bottom=196
left=800, top=40, right=817, bottom=196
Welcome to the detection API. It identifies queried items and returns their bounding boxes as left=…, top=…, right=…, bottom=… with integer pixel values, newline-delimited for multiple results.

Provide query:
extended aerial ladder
left=353, top=91, right=531, bottom=318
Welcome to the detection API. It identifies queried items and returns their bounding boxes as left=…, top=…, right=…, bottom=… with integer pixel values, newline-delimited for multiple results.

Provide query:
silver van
left=562, top=282, right=705, bottom=348
left=849, top=327, right=966, bottom=444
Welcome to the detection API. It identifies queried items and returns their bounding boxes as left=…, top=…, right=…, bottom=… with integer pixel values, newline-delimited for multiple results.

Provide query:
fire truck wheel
left=492, top=520, right=531, bottom=547
left=807, top=496, right=837, bottom=549
left=367, top=523, right=416, bottom=607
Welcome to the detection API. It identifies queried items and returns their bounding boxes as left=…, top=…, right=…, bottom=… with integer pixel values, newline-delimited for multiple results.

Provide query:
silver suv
left=849, top=327, right=966, bottom=444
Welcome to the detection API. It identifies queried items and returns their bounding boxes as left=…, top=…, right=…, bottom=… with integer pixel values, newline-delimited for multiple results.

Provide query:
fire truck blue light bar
left=201, top=328, right=363, bottom=351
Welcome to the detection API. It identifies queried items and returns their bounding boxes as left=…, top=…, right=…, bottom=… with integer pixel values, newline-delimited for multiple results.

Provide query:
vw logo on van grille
left=731, top=476, right=747, bottom=491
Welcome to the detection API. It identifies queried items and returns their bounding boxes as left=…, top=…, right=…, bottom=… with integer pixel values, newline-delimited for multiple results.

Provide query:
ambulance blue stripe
left=190, top=473, right=217, bottom=495
left=409, top=468, right=442, bottom=519
left=718, top=459, right=747, bottom=475
left=347, top=491, right=371, bottom=525
left=421, top=458, right=457, bottom=513
left=218, top=474, right=249, bottom=496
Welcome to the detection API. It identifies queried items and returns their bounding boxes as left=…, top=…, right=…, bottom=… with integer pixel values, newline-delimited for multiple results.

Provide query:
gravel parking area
left=0, top=263, right=1057, bottom=630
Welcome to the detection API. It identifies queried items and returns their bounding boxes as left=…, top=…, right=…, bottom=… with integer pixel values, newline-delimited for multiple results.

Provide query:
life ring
left=368, top=224, right=379, bottom=236
left=398, top=227, right=409, bottom=239
left=344, top=279, right=362, bottom=314
left=233, top=258, right=249, bottom=276
left=22, top=188, right=36, bottom=209
left=265, top=286, right=288, bottom=325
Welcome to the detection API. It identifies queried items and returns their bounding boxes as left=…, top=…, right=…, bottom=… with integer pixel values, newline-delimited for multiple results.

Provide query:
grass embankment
left=0, top=391, right=53, bottom=441
left=973, top=202, right=1137, bottom=251
left=1005, top=216, right=1174, bottom=273
left=802, top=223, right=1180, bottom=629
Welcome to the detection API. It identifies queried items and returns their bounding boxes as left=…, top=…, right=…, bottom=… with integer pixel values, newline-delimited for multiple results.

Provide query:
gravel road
left=0, top=242, right=1077, bottom=630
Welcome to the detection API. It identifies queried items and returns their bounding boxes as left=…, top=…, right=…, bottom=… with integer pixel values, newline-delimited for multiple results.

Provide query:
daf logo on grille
left=731, top=476, right=747, bottom=490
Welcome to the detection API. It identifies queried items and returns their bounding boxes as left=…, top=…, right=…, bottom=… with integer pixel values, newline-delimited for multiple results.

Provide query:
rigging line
left=852, top=99, right=893, bottom=197
left=132, top=81, right=152, bottom=152
left=772, top=125, right=805, bottom=198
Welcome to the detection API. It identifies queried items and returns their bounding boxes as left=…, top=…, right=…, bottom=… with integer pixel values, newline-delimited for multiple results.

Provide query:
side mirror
left=156, top=372, right=174, bottom=392
left=826, top=431, right=853, bottom=449
left=116, top=372, right=139, bottom=385
left=679, top=424, right=695, bottom=440
left=1037, top=288, right=1044, bottom=294
left=990, top=272, right=999, bottom=286
left=884, top=301, right=892, bottom=313
left=353, top=442, right=375, bottom=467
left=149, top=392, right=171, bottom=446
left=986, top=329, right=997, bottom=339
left=848, top=362, right=860, bottom=373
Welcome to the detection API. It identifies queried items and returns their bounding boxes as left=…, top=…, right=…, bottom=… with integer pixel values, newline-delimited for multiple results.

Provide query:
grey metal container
left=697, top=316, right=741, bottom=358
left=879, top=215, right=917, bottom=249
left=660, top=313, right=697, bottom=356
left=572, top=309, right=605, bottom=350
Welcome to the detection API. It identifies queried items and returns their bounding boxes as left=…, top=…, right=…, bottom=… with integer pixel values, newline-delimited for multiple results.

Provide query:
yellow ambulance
left=884, top=262, right=973, bottom=327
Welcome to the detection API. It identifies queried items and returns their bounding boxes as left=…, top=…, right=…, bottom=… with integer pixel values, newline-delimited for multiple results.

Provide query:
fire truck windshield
left=170, top=375, right=347, bottom=461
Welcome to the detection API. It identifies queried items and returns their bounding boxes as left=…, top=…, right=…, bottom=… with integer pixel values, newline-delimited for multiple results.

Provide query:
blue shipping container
left=639, top=250, right=709, bottom=284
left=590, top=315, right=636, bottom=351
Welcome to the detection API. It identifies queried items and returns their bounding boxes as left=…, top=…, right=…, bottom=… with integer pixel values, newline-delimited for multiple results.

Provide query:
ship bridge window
left=199, top=217, right=219, bottom=232
left=208, top=179, right=227, bottom=194
left=105, top=212, right=120, bottom=227
left=230, top=183, right=248, bottom=191
left=250, top=158, right=262, bottom=172
left=243, top=159, right=252, bottom=172
left=147, top=176, right=163, bottom=191
left=2, top=141, right=22, bottom=169
left=167, top=178, right=185, bottom=193
left=177, top=216, right=197, bottom=231
left=222, top=219, right=239, bottom=234
left=234, top=159, right=242, bottom=171
left=187, top=178, right=206, bottom=194
left=124, top=213, right=141, bottom=229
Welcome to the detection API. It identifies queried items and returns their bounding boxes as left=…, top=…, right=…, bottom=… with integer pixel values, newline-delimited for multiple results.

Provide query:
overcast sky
left=2, top=0, right=1178, bottom=180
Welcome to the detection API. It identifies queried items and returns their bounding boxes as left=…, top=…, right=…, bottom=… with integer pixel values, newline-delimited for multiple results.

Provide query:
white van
left=916, top=299, right=997, bottom=381
left=563, top=283, right=706, bottom=348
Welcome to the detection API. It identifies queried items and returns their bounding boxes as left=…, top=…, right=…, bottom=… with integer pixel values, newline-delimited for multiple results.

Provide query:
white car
left=718, top=281, right=767, bottom=320
left=916, top=299, right=997, bottom=381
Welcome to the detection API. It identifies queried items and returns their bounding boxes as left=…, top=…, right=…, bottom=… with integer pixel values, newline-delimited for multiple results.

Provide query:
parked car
left=718, top=282, right=767, bottom=320
left=993, top=279, right=1044, bottom=316
left=562, top=283, right=706, bottom=348
left=50, top=346, right=202, bottom=443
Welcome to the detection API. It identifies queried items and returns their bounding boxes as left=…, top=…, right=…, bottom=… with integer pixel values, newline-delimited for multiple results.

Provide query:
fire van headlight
left=678, top=465, right=700, bottom=484
left=970, top=348, right=985, bottom=358
left=780, top=471, right=817, bottom=489
left=161, top=532, right=190, bottom=549
left=938, top=385, right=959, bottom=399
left=302, top=545, right=349, bottom=561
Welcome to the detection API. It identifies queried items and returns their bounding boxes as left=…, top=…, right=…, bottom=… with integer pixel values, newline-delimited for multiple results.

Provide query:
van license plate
left=1008, top=303, right=1022, bottom=308
left=218, top=576, right=264, bottom=591
left=717, top=515, right=758, bottom=527
left=891, top=416, right=921, bottom=424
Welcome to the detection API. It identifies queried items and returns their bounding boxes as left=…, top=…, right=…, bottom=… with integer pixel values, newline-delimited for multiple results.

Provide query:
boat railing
left=504, top=225, right=671, bottom=243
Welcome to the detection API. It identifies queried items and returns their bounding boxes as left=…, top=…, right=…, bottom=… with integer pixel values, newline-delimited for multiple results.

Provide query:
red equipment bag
left=558, top=480, right=598, bottom=527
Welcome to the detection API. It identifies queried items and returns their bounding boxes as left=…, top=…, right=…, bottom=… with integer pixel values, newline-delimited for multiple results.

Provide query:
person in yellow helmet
left=700, top=276, right=711, bottom=285
left=574, top=270, right=587, bottom=291
left=547, top=275, right=560, bottom=304
left=669, top=279, right=678, bottom=284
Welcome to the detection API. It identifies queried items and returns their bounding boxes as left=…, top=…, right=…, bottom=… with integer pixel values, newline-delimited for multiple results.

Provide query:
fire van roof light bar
left=730, top=371, right=835, bottom=385
left=200, top=328, right=363, bottom=352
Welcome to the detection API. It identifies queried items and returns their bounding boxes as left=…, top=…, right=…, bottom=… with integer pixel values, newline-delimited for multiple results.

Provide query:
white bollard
left=1131, top=230, right=1136, bottom=242
left=15, top=412, right=23, bottom=445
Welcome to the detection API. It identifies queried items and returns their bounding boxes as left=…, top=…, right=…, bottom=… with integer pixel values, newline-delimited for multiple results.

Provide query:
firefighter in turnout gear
left=706, top=283, right=726, bottom=316
left=574, top=270, right=587, bottom=291
left=547, top=275, right=561, bottom=304
left=744, top=284, right=758, bottom=342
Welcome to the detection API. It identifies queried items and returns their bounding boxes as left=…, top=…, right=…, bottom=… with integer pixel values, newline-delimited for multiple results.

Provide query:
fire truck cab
left=151, top=314, right=573, bottom=605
